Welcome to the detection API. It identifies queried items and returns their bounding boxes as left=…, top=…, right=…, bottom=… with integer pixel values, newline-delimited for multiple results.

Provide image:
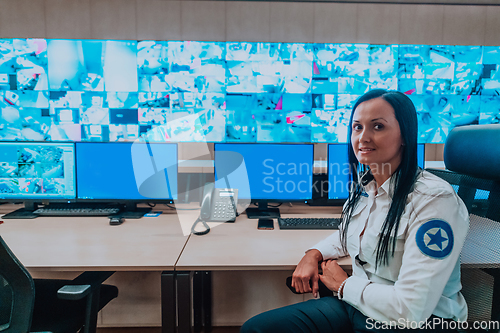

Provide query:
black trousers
left=240, top=297, right=460, bottom=333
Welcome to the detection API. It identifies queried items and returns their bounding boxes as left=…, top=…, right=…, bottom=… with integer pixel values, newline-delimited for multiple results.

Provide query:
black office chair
left=426, top=123, right=500, bottom=328
left=0, top=235, right=118, bottom=333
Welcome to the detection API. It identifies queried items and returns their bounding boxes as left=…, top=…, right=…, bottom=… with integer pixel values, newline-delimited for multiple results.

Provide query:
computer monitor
left=328, top=143, right=426, bottom=200
left=417, top=143, right=425, bottom=169
left=214, top=143, right=314, bottom=218
left=76, top=142, right=177, bottom=215
left=327, top=144, right=350, bottom=201
left=0, top=141, right=76, bottom=203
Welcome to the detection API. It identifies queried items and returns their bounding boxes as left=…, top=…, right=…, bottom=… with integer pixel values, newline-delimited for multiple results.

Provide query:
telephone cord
left=191, top=218, right=210, bottom=236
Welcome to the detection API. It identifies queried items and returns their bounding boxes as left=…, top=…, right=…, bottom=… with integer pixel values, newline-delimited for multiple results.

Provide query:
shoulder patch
left=415, top=219, right=454, bottom=259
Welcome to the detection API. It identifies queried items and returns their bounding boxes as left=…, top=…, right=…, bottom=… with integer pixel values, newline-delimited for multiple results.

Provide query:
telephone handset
left=192, top=183, right=239, bottom=235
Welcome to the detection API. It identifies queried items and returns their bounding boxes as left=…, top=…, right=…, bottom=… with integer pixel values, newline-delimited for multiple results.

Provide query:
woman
left=241, top=89, right=469, bottom=332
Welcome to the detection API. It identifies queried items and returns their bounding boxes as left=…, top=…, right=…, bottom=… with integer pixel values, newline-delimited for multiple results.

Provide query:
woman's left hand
left=319, top=260, right=349, bottom=293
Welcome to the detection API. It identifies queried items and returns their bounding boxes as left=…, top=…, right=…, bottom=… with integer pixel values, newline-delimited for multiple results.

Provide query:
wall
left=1, top=0, right=500, bottom=45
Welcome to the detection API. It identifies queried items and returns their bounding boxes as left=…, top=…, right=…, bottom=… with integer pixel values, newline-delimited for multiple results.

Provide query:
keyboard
left=278, top=217, right=342, bottom=230
left=33, top=204, right=121, bottom=217
left=33, top=207, right=121, bottom=216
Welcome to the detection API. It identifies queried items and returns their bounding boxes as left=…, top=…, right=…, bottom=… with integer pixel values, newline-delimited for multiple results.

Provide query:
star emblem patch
left=416, top=219, right=454, bottom=259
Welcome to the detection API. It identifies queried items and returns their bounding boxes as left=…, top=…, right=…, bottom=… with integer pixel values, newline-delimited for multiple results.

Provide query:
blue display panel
left=417, top=144, right=425, bottom=169
left=1, top=39, right=499, bottom=144
left=451, top=184, right=490, bottom=200
left=328, top=143, right=425, bottom=200
left=327, top=144, right=350, bottom=200
left=214, top=143, right=313, bottom=201
left=0, top=142, right=76, bottom=200
left=76, top=142, right=177, bottom=200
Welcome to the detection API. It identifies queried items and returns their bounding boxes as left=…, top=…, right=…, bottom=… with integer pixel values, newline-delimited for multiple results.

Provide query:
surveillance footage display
left=0, top=142, right=76, bottom=199
left=1, top=39, right=499, bottom=144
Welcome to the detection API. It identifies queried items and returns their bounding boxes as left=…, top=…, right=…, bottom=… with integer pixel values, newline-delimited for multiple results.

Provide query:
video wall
left=1, top=39, right=499, bottom=144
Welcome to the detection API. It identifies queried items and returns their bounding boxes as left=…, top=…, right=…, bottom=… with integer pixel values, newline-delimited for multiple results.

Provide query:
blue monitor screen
left=0, top=142, right=76, bottom=200
left=327, top=144, right=350, bottom=200
left=450, top=184, right=489, bottom=200
left=328, top=143, right=425, bottom=199
left=417, top=144, right=425, bottom=169
left=214, top=143, right=313, bottom=201
left=76, top=142, right=177, bottom=200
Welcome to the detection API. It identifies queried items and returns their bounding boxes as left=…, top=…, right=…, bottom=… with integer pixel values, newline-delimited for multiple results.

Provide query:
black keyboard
left=31, top=203, right=121, bottom=217
left=278, top=217, right=342, bottom=230
left=33, top=207, right=120, bottom=216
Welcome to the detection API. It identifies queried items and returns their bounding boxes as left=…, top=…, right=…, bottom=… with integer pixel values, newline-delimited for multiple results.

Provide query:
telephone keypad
left=213, top=198, right=236, bottom=221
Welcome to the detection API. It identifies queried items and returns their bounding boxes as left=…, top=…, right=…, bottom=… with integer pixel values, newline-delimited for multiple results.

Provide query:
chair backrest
left=0, top=236, right=35, bottom=333
left=428, top=124, right=500, bottom=323
left=438, top=124, right=500, bottom=222
left=426, top=168, right=499, bottom=222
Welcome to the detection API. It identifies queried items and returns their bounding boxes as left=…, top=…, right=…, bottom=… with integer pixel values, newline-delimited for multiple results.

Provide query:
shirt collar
left=378, top=174, right=394, bottom=196
left=359, top=169, right=395, bottom=197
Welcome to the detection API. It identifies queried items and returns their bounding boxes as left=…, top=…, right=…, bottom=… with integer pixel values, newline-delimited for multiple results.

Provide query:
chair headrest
left=444, top=124, right=500, bottom=181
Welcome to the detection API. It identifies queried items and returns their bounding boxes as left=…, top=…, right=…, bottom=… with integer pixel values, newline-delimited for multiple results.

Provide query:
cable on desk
left=191, top=217, right=210, bottom=236
left=165, top=204, right=200, bottom=211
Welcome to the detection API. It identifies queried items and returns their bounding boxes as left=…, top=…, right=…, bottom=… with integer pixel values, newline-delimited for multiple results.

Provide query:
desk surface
left=0, top=204, right=189, bottom=272
left=3, top=203, right=493, bottom=272
left=0, top=203, right=350, bottom=272
left=176, top=204, right=351, bottom=271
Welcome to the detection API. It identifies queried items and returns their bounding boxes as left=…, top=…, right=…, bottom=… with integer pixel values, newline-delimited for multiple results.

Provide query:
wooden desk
left=0, top=203, right=190, bottom=333
left=176, top=204, right=350, bottom=333
left=0, top=203, right=351, bottom=332
left=5, top=202, right=498, bottom=331
left=177, top=204, right=348, bottom=271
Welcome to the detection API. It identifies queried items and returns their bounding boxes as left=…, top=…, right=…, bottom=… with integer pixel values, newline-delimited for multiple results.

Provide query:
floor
left=97, top=327, right=240, bottom=333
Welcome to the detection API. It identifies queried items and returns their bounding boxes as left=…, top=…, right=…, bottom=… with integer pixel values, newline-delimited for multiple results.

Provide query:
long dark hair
left=340, top=89, right=419, bottom=268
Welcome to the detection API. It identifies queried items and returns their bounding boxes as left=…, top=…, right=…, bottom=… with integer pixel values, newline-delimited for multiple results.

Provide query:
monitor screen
left=0, top=142, right=76, bottom=200
left=327, top=144, right=350, bottom=200
left=417, top=143, right=425, bottom=169
left=1, top=39, right=496, bottom=145
left=76, top=142, right=177, bottom=201
left=328, top=143, right=426, bottom=200
left=214, top=143, right=314, bottom=201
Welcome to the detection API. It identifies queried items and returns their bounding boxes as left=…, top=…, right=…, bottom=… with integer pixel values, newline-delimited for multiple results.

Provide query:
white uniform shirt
left=311, top=170, right=469, bottom=326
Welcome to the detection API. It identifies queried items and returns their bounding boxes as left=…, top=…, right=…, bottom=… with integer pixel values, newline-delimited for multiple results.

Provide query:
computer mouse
left=109, top=217, right=124, bottom=226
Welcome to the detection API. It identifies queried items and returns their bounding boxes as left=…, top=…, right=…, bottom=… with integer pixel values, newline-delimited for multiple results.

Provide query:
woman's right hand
left=291, top=249, right=323, bottom=298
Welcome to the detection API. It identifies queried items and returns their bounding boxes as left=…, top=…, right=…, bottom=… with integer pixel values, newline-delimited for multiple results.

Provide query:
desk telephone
left=192, top=183, right=238, bottom=235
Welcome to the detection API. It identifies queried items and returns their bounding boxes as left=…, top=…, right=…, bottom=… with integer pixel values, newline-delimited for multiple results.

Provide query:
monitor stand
left=2, top=202, right=38, bottom=219
left=245, top=201, right=280, bottom=219
left=115, top=203, right=152, bottom=219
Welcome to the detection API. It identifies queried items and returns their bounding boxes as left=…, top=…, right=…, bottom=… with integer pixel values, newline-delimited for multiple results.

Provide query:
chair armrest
left=58, top=284, right=91, bottom=300
left=57, top=271, right=115, bottom=301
